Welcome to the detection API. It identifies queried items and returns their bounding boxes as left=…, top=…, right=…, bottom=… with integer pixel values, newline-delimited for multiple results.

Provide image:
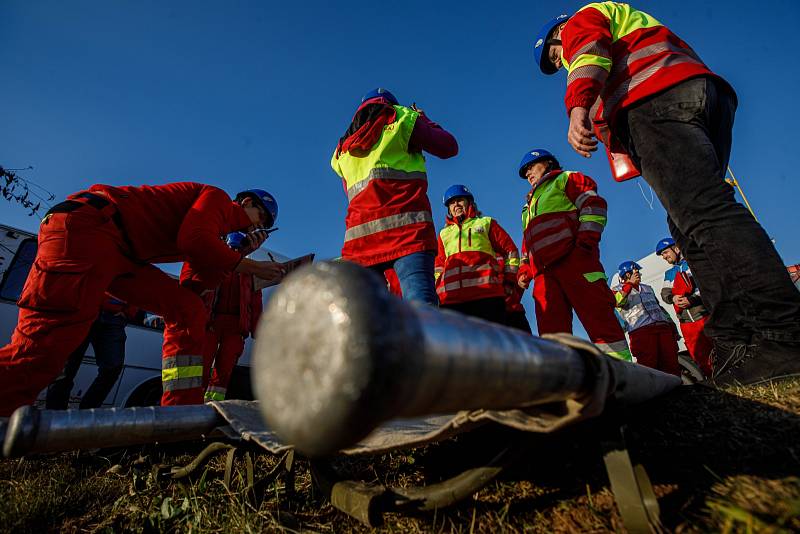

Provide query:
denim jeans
left=617, top=76, right=800, bottom=342
left=371, top=251, right=438, bottom=306
left=45, top=313, right=127, bottom=409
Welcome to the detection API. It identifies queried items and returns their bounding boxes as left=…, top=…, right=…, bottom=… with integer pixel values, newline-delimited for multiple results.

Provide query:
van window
left=0, top=238, right=37, bottom=301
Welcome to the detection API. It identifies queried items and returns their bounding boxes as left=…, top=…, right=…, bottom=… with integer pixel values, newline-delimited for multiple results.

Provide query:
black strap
left=73, top=191, right=111, bottom=209
left=44, top=200, right=83, bottom=216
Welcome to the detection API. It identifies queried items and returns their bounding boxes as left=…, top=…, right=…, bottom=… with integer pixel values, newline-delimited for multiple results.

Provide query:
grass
left=1, top=379, right=799, bottom=533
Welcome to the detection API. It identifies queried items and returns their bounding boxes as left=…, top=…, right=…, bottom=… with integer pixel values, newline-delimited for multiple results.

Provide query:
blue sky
left=2, top=1, right=797, bottom=327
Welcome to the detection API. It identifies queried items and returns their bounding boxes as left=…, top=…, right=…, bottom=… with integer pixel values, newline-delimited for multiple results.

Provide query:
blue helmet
left=443, top=184, right=474, bottom=206
left=618, top=261, right=642, bottom=280
left=361, top=88, right=398, bottom=105
left=226, top=231, right=247, bottom=251
left=655, top=237, right=676, bottom=255
left=239, top=189, right=278, bottom=228
left=534, top=14, right=570, bottom=75
left=518, top=148, right=559, bottom=178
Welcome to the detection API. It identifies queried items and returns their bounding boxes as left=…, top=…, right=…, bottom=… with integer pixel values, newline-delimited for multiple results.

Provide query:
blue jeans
left=371, top=251, right=438, bottom=306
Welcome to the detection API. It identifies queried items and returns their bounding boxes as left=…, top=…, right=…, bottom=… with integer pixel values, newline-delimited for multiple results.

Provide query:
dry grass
left=1, top=379, right=799, bottom=533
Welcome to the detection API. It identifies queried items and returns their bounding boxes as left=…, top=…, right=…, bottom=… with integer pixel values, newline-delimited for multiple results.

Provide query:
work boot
left=710, top=337, right=800, bottom=387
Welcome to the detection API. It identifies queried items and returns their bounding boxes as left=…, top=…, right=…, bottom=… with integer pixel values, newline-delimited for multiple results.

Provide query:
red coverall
left=197, top=271, right=262, bottom=401
left=521, top=171, right=631, bottom=360
left=0, top=183, right=251, bottom=415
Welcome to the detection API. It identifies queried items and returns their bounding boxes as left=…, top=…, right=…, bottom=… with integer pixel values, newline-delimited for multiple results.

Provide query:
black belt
left=45, top=192, right=127, bottom=235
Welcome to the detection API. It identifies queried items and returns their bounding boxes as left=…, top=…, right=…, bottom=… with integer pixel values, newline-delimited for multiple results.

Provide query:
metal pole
left=3, top=404, right=223, bottom=458
left=251, top=262, right=678, bottom=458
left=726, top=165, right=758, bottom=221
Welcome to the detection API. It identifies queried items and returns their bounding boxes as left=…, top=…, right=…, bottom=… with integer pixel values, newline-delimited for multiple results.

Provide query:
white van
left=0, top=223, right=288, bottom=408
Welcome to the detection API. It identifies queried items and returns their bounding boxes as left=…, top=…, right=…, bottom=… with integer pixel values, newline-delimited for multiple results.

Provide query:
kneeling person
left=435, top=185, right=519, bottom=325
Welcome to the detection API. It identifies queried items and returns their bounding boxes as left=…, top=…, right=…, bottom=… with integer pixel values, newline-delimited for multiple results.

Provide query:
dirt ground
left=1, top=380, right=799, bottom=533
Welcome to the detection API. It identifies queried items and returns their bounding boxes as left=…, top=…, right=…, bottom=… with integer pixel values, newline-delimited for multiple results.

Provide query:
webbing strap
left=601, top=423, right=662, bottom=534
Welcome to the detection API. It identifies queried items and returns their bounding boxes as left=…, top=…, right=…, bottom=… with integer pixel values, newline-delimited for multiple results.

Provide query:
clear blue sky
left=2, top=1, right=798, bottom=327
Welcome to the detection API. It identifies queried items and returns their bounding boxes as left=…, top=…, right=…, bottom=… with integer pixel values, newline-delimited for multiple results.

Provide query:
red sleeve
left=489, top=220, right=520, bottom=284
left=434, top=234, right=446, bottom=279
left=488, top=220, right=518, bottom=258
left=408, top=113, right=459, bottom=159
left=561, top=8, right=612, bottom=114
left=177, top=186, right=248, bottom=272
left=564, top=172, right=607, bottom=246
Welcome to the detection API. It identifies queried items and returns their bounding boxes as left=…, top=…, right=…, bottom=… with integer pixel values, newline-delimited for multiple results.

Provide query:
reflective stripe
left=442, top=263, right=494, bottom=280
left=461, top=275, right=498, bottom=288
left=505, top=251, right=520, bottom=272
left=583, top=271, right=607, bottom=283
left=567, top=53, right=612, bottom=73
left=204, top=387, right=227, bottom=401
left=595, top=340, right=632, bottom=361
left=434, top=266, right=443, bottom=274
left=441, top=275, right=499, bottom=292
left=163, top=354, right=204, bottom=369
left=162, top=365, right=204, bottom=381
left=344, top=210, right=432, bottom=242
left=579, top=214, right=607, bottom=226
left=162, top=375, right=203, bottom=392
left=346, top=168, right=428, bottom=202
left=574, top=190, right=598, bottom=210
left=567, top=64, right=609, bottom=86
left=580, top=206, right=607, bottom=217
left=532, top=228, right=574, bottom=251
left=578, top=221, right=605, bottom=234
left=162, top=354, right=204, bottom=391
left=523, top=215, right=577, bottom=243
left=612, top=41, right=701, bottom=76
left=603, top=55, right=700, bottom=117
left=568, top=41, right=611, bottom=64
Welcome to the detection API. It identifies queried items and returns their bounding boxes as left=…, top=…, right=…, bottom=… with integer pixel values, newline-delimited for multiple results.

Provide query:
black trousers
left=441, top=297, right=507, bottom=326
left=618, top=76, right=800, bottom=343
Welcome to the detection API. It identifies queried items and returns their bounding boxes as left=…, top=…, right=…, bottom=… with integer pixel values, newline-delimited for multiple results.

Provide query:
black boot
left=711, top=337, right=800, bottom=386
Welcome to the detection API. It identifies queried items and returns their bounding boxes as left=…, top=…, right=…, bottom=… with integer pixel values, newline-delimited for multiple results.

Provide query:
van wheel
left=678, top=352, right=705, bottom=384
left=125, top=379, right=162, bottom=407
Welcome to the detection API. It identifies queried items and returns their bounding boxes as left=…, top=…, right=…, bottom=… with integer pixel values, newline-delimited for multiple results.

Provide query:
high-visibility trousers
left=0, top=206, right=208, bottom=416
left=629, top=323, right=681, bottom=376
left=202, top=314, right=245, bottom=401
left=679, top=317, right=713, bottom=376
left=532, top=247, right=632, bottom=360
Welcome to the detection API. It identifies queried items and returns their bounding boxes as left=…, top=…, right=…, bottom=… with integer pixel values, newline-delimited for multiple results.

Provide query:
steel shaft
left=3, top=404, right=223, bottom=457
left=252, top=262, right=593, bottom=457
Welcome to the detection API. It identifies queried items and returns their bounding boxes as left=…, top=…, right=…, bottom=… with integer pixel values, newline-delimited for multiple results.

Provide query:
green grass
left=1, top=379, right=799, bottom=533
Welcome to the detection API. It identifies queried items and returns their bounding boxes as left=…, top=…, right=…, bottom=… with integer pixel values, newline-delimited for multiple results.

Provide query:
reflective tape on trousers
left=163, top=354, right=204, bottom=369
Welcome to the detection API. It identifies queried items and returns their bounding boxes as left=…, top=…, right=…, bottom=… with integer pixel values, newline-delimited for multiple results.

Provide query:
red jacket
left=435, top=206, right=519, bottom=305
left=180, top=264, right=263, bottom=338
left=84, top=182, right=251, bottom=272
left=521, top=170, right=607, bottom=277
left=562, top=3, right=723, bottom=126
